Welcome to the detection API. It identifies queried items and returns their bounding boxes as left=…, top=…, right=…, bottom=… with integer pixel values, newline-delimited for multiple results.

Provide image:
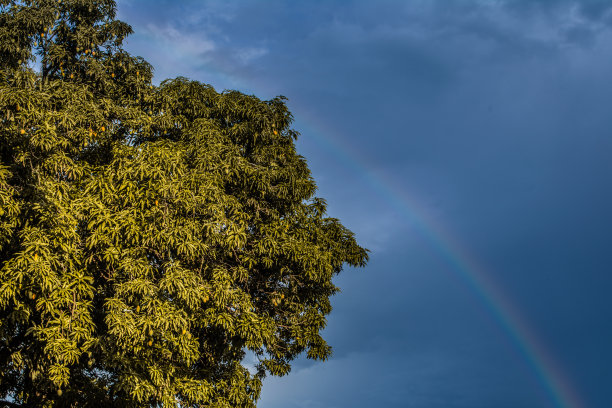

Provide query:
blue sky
left=116, top=1, right=612, bottom=407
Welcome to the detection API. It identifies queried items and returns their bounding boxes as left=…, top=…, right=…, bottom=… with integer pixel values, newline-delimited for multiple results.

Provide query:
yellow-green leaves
left=0, top=2, right=367, bottom=406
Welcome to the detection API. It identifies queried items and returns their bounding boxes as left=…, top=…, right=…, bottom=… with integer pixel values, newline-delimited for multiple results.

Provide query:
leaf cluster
left=0, top=1, right=368, bottom=407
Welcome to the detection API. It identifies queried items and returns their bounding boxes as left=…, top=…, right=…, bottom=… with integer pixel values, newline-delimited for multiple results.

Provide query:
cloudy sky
left=116, top=1, right=612, bottom=407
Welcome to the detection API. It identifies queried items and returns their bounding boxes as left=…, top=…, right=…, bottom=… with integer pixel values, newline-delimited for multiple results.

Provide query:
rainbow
left=125, top=25, right=584, bottom=406
left=291, top=107, right=585, bottom=408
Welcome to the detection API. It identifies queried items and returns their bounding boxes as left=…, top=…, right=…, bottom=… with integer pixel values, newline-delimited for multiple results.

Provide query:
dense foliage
left=0, top=0, right=368, bottom=406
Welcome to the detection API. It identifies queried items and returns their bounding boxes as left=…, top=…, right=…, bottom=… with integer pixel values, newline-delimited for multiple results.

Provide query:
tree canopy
left=0, top=0, right=368, bottom=406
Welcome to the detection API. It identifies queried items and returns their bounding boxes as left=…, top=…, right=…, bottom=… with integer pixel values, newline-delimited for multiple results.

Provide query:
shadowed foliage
left=0, top=0, right=368, bottom=406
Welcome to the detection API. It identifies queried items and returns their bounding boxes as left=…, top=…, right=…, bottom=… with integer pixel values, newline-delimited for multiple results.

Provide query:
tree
left=0, top=0, right=368, bottom=406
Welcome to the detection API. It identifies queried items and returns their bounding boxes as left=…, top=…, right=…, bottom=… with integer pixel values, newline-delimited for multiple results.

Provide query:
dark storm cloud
left=501, top=0, right=612, bottom=19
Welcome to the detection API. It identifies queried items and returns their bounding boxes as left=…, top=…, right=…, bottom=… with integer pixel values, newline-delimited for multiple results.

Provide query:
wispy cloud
left=141, top=23, right=216, bottom=57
